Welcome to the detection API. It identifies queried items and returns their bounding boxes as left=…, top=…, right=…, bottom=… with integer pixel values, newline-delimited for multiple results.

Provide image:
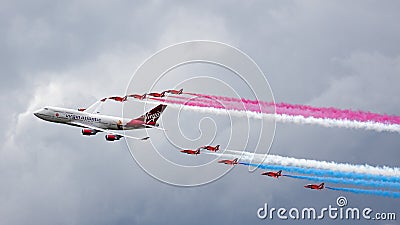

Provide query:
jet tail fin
left=136, top=104, right=167, bottom=125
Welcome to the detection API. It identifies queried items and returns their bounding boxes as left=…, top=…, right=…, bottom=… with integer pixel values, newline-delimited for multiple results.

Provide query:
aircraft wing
left=70, top=122, right=150, bottom=141
left=143, top=124, right=166, bottom=131
left=84, top=99, right=105, bottom=114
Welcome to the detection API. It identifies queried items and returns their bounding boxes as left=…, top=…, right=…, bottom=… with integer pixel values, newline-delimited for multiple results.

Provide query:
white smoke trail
left=275, top=114, right=400, bottom=132
left=214, top=150, right=400, bottom=178
left=157, top=102, right=400, bottom=133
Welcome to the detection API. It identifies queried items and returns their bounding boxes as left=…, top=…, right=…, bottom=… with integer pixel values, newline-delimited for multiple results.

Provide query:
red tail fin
left=136, top=104, right=167, bottom=125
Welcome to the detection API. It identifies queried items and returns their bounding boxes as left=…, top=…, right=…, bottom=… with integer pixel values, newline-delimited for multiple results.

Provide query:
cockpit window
left=44, top=107, right=48, bottom=110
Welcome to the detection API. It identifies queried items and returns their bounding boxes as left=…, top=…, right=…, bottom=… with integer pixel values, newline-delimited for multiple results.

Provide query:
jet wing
left=70, top=122, right=150, bottom=141
left=84, top=99, right=106, bottom=114
left=143, top=124, right=166, bottom=131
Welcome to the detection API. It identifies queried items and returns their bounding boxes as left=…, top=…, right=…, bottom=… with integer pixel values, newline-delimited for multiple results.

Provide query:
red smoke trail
left=169, top=93, right=400, bottom=125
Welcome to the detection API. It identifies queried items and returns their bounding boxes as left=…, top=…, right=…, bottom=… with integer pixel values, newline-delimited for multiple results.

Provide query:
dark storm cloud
left=1, top=0, right=168, bottom=92
left=1, top=1, right=399, bottom=225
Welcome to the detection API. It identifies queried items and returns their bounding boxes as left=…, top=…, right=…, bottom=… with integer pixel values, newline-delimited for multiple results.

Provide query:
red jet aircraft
left=147, top=91, right=166, bottom=98
left=108, top=96, right=127, bottom=102
left=201, top=144, right=220, bottom=152
left=128, top=94, right=146, bottom=100
left=304, top=183, right=325, bottom=190
left=165, top=88, right=183, bottom=95
left=261, top=170, right=282, bottom=178
left=218, top=158, right=239, bottom=165
left=180, top=149, right=201, bottom=155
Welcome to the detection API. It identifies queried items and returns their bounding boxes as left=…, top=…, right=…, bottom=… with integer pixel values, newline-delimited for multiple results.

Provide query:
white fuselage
left=33, top=106, right=136, bottom=130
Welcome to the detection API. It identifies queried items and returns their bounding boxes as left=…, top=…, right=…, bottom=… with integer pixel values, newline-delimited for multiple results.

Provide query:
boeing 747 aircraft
left=34, top=103, right=167, bottom=141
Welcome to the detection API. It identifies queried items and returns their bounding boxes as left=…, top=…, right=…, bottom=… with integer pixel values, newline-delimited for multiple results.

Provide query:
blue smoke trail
left=326, top=186, right=400, bottom=198
left=240, top=162, right=400, bottom=183
left=241, top=162, right=400, bottom=198
left=283, top=174, right=400, bottom=190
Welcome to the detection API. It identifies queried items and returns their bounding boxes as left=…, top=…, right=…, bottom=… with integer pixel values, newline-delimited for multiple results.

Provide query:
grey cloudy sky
left=1, top=0, right=399, bottom=224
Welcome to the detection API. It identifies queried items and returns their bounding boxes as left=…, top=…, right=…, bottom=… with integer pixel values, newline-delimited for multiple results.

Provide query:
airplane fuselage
left=34, top=106, right=146, bottom=130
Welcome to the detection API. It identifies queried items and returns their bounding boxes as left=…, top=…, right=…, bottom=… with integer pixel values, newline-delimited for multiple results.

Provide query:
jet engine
left=105, top=134, right=122, bottom=141
left=82, top=129, right=97, bottom=135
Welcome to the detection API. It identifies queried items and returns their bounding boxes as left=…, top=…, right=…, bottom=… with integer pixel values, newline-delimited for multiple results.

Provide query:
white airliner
left=34, top=103, right=167, bottom=141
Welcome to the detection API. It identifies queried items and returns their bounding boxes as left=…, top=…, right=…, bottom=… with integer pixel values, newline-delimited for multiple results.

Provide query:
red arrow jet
left=128, top=94, right=146, bottom=100
left=180, top=149, right=201, bottom=155
left=261, top=170, right=282, bottom=178
left=147, top=91, right=166, bottom=98
left=201, top=144, right=220, bottom=152
left=218, top=158, right=239, bottom=165
left=165, top=88, right=183, bottom=95
left=304, top=183, right=325, bottom=190
left=108, top=96, right=127, bottom=102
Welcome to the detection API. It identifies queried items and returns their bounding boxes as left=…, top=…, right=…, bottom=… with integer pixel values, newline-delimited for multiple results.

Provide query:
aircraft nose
left=33, top=109, right=42, bottom=118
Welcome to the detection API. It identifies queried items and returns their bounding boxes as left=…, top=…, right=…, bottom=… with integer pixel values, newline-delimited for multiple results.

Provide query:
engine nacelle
left=105, top=134, right=122, bottom=141
left=82, top=129, right=97, bottom=136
